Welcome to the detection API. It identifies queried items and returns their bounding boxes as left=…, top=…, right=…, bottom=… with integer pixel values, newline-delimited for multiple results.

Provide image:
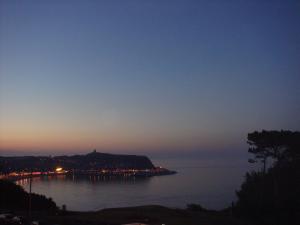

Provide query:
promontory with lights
left=0, top=150, right=176, bottom=180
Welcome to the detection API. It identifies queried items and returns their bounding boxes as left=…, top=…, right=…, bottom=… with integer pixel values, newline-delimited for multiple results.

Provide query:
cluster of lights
left=1, top=166, right=170, bottom=181
left=0, top=167, right=66, bottom=180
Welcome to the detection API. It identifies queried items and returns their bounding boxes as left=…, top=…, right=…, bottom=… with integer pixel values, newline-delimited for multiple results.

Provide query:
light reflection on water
left=17, top=157, right=253, bottom=211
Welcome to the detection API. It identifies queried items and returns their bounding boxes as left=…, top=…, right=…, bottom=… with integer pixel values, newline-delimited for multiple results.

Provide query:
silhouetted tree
left=236, top=130, right=300, bottom=225
left=247, top=130, right=300, bottom=173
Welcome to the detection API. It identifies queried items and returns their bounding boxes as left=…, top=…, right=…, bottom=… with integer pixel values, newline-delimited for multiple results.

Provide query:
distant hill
left=0, top=151, right=155, bottom=173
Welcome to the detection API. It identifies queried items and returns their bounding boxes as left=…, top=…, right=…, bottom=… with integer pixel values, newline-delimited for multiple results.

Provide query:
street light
left=55, top=167, right=63, bottom=172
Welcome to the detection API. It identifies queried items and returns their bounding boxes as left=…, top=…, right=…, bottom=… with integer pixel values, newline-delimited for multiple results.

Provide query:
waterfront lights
left=56, top=167, right=63, bottom=172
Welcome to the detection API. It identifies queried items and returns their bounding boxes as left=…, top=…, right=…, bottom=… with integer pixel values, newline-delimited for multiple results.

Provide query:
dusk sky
left=0, top=0, right=299, bottom=155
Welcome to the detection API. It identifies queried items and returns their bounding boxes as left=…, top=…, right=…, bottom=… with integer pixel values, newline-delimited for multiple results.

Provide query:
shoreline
left=2, top=167, right=177, bottom=182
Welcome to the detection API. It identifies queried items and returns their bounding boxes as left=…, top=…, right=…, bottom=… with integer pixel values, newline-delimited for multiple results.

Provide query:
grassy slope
left=37, top=205, right=250, bottom=225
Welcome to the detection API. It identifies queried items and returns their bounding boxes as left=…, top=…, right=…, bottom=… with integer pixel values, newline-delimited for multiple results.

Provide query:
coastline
left=2, top=167, right=177, bottom=182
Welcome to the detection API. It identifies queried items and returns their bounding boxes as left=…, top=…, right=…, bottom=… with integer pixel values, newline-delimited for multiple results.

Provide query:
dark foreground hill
left=0, top=150, right=155, bottom=173
left=0, top=179, right=57, bottom=212
left=11, top=205, right=250, bottom=225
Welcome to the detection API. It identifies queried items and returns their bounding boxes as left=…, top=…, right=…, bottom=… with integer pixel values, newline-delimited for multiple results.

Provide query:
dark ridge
left=0, top=150, right=155, bottom=173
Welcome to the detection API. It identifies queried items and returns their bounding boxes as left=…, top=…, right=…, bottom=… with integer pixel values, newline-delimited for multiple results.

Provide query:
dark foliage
left=236, top=130, right=300, bottom=225
left=248, top=130, right=300, bottom=172
left=0, top=179, right=58, bottom=212
left=186, top=203, right=208, bottom=212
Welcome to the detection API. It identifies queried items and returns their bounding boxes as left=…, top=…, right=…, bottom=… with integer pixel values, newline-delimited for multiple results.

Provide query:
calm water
left=17, top=157, right=253, bottom=211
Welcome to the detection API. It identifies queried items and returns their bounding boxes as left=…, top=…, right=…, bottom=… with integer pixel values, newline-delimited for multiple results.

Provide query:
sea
left=17, top=156, right=256, bottom=211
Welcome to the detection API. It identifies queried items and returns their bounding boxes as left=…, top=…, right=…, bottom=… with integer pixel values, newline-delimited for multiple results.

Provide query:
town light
left=56, top=167, right=63, bottom=172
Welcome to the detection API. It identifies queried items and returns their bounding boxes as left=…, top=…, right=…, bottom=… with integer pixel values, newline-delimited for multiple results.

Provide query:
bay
left=17, top=157, right=254, bottom=211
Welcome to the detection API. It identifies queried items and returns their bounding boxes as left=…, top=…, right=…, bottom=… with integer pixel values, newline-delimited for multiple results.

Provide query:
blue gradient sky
left=0, top=0, right=299, bottom=155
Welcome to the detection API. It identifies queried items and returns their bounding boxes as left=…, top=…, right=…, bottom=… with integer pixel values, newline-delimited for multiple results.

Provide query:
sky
left=0, top=0, right=299, bottom=156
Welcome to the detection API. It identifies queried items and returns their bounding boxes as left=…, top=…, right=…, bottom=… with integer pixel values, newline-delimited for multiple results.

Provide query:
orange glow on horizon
left=0, top=117, right=238, bottom=153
